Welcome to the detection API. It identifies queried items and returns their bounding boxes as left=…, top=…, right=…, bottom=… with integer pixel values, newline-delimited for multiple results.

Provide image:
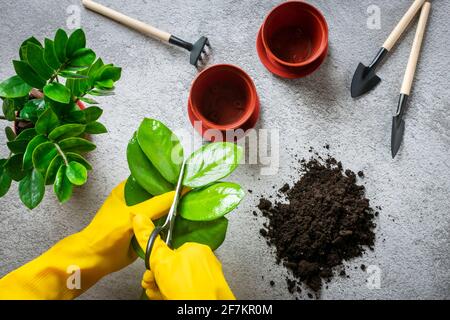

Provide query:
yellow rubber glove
left=0, top=182, right=175, bottom=300
left=133, top=212, right=235, bottom=300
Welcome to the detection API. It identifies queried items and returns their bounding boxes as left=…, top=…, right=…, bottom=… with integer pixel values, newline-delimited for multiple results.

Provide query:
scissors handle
left=144, top=225, right=163, bottom=270
left=144, top=160, right=187, bottom=270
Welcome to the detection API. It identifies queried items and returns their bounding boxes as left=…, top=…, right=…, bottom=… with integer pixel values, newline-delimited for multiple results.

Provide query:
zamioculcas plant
left=126, top=118, right=244, bottom=256
left=0, top=28, right=121, bottom=209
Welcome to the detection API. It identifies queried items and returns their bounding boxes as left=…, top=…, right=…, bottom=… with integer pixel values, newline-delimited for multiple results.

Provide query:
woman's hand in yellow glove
left=79, top=181, right=176, bottom=272
left=132, top=212, right=235, bottom=300
left=0, top=182, right=176, bottom=300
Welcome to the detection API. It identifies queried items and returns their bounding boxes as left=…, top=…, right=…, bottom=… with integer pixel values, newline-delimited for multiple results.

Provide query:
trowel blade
left=351, top=63, right=381, bottom=98
left=391, top=116, right=405, bottom=159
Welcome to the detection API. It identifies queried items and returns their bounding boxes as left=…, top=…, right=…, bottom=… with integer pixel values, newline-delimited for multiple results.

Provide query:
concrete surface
left=1, top=0, right=449, bottom=300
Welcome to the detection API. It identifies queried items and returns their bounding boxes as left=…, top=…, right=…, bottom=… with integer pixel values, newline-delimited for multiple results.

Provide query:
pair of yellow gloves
left=0, top=182, right=235, bottom=300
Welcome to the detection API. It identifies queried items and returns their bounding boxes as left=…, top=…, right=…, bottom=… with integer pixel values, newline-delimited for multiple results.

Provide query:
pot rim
left=261, top=0, right=329, bottom=68
left=188, top=64, right=258, bottom=131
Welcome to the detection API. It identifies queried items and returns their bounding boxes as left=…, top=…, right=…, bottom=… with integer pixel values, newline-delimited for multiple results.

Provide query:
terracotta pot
left=188, top=64, right=259, bottom=141
left=258, top=1, right=328, bottom=77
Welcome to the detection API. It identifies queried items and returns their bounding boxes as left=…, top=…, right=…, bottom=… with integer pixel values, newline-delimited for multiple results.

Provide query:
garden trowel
left=391, top=2, right=430, bottom=158
left=351, top=0, right=426, bottom=98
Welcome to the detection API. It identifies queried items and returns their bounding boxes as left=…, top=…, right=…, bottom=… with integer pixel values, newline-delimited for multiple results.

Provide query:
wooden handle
left=401, top=2, right=430, bottom=95
left=82, top=0, right=171, bottom=42
left=383, top=0, right=426, bottom=51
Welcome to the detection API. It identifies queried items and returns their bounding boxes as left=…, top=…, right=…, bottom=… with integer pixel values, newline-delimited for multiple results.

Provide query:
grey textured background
left=1, top=0, right=449, bottom=300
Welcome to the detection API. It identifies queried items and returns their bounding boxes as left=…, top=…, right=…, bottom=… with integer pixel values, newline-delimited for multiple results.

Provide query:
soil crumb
left=258, top=155, right=376, bottom=294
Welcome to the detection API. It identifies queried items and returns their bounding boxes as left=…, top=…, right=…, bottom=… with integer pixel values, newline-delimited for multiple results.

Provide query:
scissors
left=144, top=159, right=186, bottom=270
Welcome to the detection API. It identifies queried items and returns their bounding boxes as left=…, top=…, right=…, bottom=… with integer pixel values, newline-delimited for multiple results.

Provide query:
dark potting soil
left=258, top=155, right=376, bottom=294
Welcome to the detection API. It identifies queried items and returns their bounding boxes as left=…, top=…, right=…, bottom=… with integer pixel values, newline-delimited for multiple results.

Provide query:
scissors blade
left=165, top=159, right=187, bottom=246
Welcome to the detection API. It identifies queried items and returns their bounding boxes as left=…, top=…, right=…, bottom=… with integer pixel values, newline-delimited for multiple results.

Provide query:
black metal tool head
left=391, top=94, right=408, bottom=158
left=190, top=36, right=211, bottom=67
left=351, top=63, right=381, bottom=98
left=351, top=48, right=388, bottom=98
left=391, top=116, right=405, bottom=159
left=169, top=35, right=211, bottom=68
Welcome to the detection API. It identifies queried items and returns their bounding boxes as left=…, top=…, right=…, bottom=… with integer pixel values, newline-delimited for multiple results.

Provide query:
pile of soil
left=258, top=155, right=376, bottom=294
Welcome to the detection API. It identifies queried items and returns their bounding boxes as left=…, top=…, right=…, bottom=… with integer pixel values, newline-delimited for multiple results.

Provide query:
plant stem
left=54, top=143, right=69, bottom=166
left=0, top=115, right=26, bottom=121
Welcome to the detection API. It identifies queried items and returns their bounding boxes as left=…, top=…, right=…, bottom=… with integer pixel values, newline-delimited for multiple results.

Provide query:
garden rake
left=82, top=0, right=211, bottom=68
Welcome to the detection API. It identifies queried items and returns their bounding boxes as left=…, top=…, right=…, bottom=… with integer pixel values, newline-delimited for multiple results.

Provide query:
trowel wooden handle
left=400, top=2, right=430, bottom=95
left=81, top=0, right=171, bottom=42
left=383, top=0, right=426, bottom=51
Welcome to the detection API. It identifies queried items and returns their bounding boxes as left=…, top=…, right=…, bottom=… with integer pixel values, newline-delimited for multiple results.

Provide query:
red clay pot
left=188, top=64, right=259, bottom=141
left=259, top=1, right=328, bottom=76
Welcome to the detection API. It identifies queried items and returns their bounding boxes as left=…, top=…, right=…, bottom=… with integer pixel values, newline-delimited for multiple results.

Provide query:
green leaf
left=45, top=155, right=63, bottom=185
left=13, top=60, right=46, bottom=89
left=95, top=79, right=114, bottom=89
left=7, top=128, right=36, bottom=154
left=65, top=78, right=78, bottom=97
left=16, top=128, right=37, bottom=141
left=19, top=169, right=45, bottom=209
left=54, top=165, right=73, bottom=203
left=44, top=98, right=71, bottom=118
left=0, top=159, right=12, bottom=197
left=35, top=108, right=59, bottom=135
left=66, top=29, right=86, bottom=57
left=137, top=118, right=183, bottom=184
left=89, top=88, right=115, bottom=96
left=54, top=29, right=69, bottom=63
left=44, top=38, right=61, bottom=70
left=7, top=139, right=28, bottom=154
left=58, top=71, right=89, bottom=79
left=65, top=161, right=87, bottom=186
left=5, top=127, right=16, bottom=141
left=19, top=99, right=47, bottom=123
left=124, top=175, right=152, bottom=206
left=65, top=66, right=89, bottom=72
left=172, top=216, right=228, bottom=251
left=0, top=75, right=32, bottom=98
left=19, top=37, right=42, bottom=61
left=32, top=142, right=58, bottom=176
left=23, top=135, right=48, bottom=170
left=85, top=121, right=107, bottom=134
left=2, top=99, right=16, bottom=121
left=48, top=124, right=86, bottom=141
left=98, top=66, right=121, bottom=82
left=78, top=97, right=98, bottom=105
left=4, top=154, right=27, bottom=181
left=87, top=58, right=104, bottom=85
left=179, top=182, right=245, bottom=221
left=66, top=152, right=92, bottom=170
left=70, top=48, right=96, bottom=67
left=43, top=83, right=71, bottom=104
left=127, top=133, right=173, bottom=195
left=65, top=109, right=86, bottom=123
left=83, top=106, right=102, bottom=122
left=59, top=137, right=96, bottom=153
left=26, top=43, right=54, bottom=80
left=183, top=142, right=243, bottom=188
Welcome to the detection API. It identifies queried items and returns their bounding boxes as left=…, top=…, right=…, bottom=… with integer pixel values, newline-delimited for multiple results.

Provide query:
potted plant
left=126, top=118, right=245, bottom=255
left=0, top=28, right=121, bottom=209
